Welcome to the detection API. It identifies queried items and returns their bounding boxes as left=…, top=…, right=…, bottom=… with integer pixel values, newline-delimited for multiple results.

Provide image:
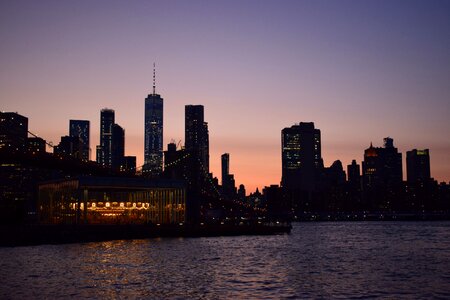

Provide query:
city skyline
left=1, top=1, right=449, bottom=192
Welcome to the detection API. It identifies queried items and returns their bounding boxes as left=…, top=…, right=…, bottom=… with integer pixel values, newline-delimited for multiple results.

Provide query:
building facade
left=0, top=112, right=28, bottom=153
left=97, top=109, right=115, bottom=167
left=112, top=123, right=125, bottom=170
left=281, top=122, right=322, bottom=192
left=144, top=93, right=164, bottom=176
left=185, top=105, right=209, bottom=173
left=69, top=120, right=90, bottom=161
left=38, top=177, right=186, bottom=225
left=406, top=149, right=430, bottom=183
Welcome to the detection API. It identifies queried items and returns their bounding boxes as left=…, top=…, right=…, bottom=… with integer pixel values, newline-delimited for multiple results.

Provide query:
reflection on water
left=1, top=222, right=449, bottom=299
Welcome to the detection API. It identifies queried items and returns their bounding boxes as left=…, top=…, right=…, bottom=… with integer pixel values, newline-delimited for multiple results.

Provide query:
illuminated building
left=38, top=177, right=186, bottom=225
left=406, top=149, right=430, bottom=183
left=185, top=105, right=209, bottom=173
left=144, top=65, right=163, bottom=176
left=96, top=108, right=115, bottom=167
left=0, top=112, right=28, bottom=153
left=281, top=122, right=323, bottom=192
left=69, top=120, right=90, bottom=161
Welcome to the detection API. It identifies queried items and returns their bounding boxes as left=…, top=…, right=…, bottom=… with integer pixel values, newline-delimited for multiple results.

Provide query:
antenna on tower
left=153, top=62, right=156, bottom=95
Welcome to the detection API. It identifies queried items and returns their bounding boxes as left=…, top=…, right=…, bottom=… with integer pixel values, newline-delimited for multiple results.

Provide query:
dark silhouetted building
left=0, top=112, right=28, bottom=153
left=143, top=80, right=163, bottom=176
left=281, top=122, right=323, bottom=210
left=69, top=120, right=90, bottom=161
left=362, top=138, right=402, bottom=190
left=96, top=109, right=115, bottom=167
left=27, top=137, right=46, bottom=154
left=407, top=149, right=430, bottom=183
left=122, top=156, right=137, bottom=173
left=222, top=153, right=229, bottom=185
left=362, top=138, right=403, bottom=210
left=347, top=160, right=361, bottom=185
left=164, top=142, right=195, bottom=184
left=54, top=136, right=82, bottom=159
left=112, top=123, right=125, bottom=169
left=185, top=105, right=209, bottom=173
left=221, top=153, right=236, bottom=198
left=238, top=184, right=246, bottom=201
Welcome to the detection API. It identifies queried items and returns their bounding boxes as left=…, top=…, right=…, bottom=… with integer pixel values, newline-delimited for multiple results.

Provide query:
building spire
left=153, top=62, right=156, bottom=95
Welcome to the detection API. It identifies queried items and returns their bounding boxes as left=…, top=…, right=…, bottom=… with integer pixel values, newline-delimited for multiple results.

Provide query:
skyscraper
left=144, top=65, right=163, bottom=176
left=97, top=108, right=114, bottom=167
left=221, top=153, right=236, bottom=197
left=69, top=120, right=90, bottom=161
left=281, top=122, right=322, bottom=192
left=406, top=149, right=430, bottom=183
left=362, top=137, right=402, bottom=189
left=112, top=123, right=125, bottom=169
left=185, top=105, right=209, bottom=173
left=221, top=153, right=230, bottom=185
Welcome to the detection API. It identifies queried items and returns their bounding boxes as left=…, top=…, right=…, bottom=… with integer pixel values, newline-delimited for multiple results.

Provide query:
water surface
left=1, top=222, right=449, bottom=299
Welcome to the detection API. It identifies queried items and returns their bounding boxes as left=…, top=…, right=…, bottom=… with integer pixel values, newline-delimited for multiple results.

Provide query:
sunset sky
left=1, top=0, right=449, bottom=192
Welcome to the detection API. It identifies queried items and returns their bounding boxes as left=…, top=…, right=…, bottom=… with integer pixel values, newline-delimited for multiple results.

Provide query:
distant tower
left=221, top=153, right=230, bottom=185
left=97, top=108, right=115, bottom=167
left=407, top=149, right=430, bottom=183
left=185, top=105, right=209, bottom=173
left=144, top=63, right=164, bottom=176
left=69, top=120, right=90, bottom=161
left=347, top=159, right=361, bottom=184
left=112, top=123, right=125, bottom=169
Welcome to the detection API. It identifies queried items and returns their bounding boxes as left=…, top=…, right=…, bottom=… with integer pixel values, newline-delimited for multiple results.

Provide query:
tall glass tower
left=143, top=64, right=163, bottom=176
left=97, top=109, right=114, bottom=167
left=69, top=120, right=90, bottom=161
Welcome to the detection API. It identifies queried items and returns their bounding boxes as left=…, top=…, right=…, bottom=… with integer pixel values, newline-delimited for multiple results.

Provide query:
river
left=1, top=222, right=449, bottom=299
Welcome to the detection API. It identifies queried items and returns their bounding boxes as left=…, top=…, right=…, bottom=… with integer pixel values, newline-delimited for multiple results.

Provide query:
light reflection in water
left=0, top=222, right=449, bottom=299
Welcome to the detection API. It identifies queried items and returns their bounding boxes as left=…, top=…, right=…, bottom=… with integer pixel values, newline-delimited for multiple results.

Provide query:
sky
left=1, top=0, right=449, bottom=192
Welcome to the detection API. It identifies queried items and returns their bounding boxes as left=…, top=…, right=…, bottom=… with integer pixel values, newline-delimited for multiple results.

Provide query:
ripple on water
left=0, top=222, right=450, bottom=299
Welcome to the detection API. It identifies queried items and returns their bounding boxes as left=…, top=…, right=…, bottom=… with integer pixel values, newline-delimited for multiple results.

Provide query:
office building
left=96, top=109, right=115, bottom=167
left=54, top=136, right=82, bottom=159
left=112, top=124, right=125, bottom=169
left=362, top=138, right=402, bottom=189
left=0, top=112, right=28, bottom=153
left=347, top=160, right=361, bottom=185
left=185, top=105, right=209, bottom=173
left=27, top=137, right=46, bottom=154
left=144, top=66, right=163, bottom=176
left=281, top=122, right=323, bottom=192
left=69, top=120, right=90, bottom=161
left=406, top=149, right=430, bottom=183
left=221, top=153, right=236, bottom=197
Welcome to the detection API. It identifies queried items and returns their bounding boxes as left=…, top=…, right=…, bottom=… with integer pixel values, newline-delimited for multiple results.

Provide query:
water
left=1, top=222, right=449, bottom=299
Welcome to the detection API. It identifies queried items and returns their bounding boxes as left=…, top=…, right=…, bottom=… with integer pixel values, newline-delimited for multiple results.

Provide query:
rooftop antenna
left=153, top=62, right=156, bottom=95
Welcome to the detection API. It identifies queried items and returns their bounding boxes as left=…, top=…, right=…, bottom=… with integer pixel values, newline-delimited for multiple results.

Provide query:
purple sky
left=1, top=0, right=449, bottom=192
